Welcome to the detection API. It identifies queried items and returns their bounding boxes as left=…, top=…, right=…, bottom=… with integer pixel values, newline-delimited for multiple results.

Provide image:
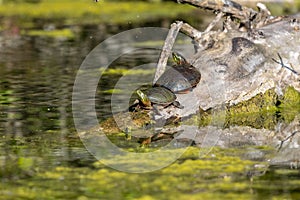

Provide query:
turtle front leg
left=173, top=101, right=184, bottom=109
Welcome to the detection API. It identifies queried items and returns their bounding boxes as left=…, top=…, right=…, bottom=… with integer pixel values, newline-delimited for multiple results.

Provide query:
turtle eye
left=172, top=52, right=181, bottom=64
left=172, top=53, right=178, bottom=62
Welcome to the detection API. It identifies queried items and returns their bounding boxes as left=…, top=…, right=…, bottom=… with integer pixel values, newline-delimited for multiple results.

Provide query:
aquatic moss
left=3, top=145, right=299, bottom=200
left=18, top=157, right=34, bottom=171
left=205, top=87, right=300, bottom=129
left=0, top=89, right=18, bottom=104
left=91, top=146, right=257, bottom=196
left=0, top=1, right=196, bottom=28
left=21, top=28, right=75, bottom=39
left=0, top=146, right=267, bottom=200
left=100, top=68, right=155, bottom=76
left=265, top=1, right=298, bottom=16
left=225, top=111, right=278, bottom=129
left=268, top=87, right=299, bottom=120
left=99, top=110, right=151, bottom=134
left=228, top=89, right=278, bottom=115
left=102, top=88, right=123, bottom=94
left=280, top=86, right=300, bottom=108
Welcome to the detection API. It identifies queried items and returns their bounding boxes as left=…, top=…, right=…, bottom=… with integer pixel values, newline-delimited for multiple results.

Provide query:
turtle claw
left=173, top=101, right=184, bottom=109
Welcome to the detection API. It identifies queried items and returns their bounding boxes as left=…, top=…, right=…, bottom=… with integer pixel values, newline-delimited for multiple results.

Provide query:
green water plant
left=0, top=0, right=196, bottom=28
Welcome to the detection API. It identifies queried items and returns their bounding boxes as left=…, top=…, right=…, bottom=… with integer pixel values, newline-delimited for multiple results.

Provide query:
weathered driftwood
left=154, top=0, right=300, bottom=120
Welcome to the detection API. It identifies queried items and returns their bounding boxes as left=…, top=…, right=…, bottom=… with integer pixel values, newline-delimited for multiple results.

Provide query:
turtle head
left=172, top=52, right=187, bottom=65
left=136, top=90, right=151, bottom=107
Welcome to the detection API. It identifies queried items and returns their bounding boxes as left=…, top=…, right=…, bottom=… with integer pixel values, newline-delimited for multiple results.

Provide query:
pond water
left=1, top=24, right=300, bottom=199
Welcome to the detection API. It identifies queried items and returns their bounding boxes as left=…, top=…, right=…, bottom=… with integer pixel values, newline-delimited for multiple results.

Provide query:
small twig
left=277, top=130, right=300, bottom=151
left=180, top=22, right=202, bottom=39
left=153, top=21, right=183, bottom=84
left=180, top=22, right=206, bottom=53
left=272, top=53, right=299, bottom=75
left=204, top=12, right=223, bottom=33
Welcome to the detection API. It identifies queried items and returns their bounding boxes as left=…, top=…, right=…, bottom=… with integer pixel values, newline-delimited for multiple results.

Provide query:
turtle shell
left=154, top=63, right=201, bottom=93
left=145, top=86, right=176, bottom=106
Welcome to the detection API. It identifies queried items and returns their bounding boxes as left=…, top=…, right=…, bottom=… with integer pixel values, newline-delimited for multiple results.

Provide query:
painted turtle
left=136, top=86, right=183, bottom=109
left=155, top=52, right=201, bottom=93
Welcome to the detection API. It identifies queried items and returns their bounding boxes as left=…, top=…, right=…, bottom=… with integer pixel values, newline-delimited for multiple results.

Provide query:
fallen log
left=154, top=0, right=300, bottom=120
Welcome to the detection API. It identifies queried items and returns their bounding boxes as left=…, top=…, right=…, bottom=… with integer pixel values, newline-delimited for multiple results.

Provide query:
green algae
left=0, top=0, right=196, bottom=28
left=280, top=86, right=300, bottom=109
left=0, top=146, right=281, bottom=200
left=133, top=38, right=191, bottom=48
left=199, top=87, right=300, bottom=129
left=99, top=109, right=151, bottom=134
left=1, top=131, right=297, bottom=200
left=17, top=157, right=34, bottom=171
left=227, top=89, right=279, bottom=116
left=176, top=87, right=300, bottom=129
left=21, top=28, right=75, bottom=39
left=100, top=68, right=155, bottom=76
left=102, top=88, right=123, bottom=94
left=0, top=89, right=18, bottom=104
left=265, top=1, right=298, bottom=16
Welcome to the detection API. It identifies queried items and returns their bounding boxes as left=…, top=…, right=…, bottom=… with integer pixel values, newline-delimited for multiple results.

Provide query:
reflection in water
left=0, top=29, right=299, bottom=199
left=0, top=34, right=98, bottom=181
